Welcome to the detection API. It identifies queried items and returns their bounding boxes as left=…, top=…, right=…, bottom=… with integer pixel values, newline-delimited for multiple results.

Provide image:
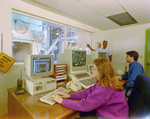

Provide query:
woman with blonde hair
left=52, top=58, right=129, bottom=119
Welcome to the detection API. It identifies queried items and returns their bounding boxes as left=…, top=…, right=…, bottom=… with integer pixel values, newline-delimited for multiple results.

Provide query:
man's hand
left=116, top=76, right=122, bottom=81
left=87, top=44, right=90, bottom=48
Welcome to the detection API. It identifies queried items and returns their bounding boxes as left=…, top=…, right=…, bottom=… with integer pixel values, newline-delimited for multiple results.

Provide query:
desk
left=7, top=80, right=127, bottom=119
left=7, top=88, right=78, bottom=119
left=118, top=79, right=127, bottom=86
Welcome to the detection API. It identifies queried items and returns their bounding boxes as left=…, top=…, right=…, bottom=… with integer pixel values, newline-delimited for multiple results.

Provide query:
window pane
left=66, top=27, right=78, bottom=49
left=12, top=41, right=33, bottom=62
left=12, top=13, right=64, bottom=63
left=66, top=27, right=91, bottom=54
left=78, top=30, right=92, bottom=54
left=12, top=13, right=91, bottom=63
left=44, top=22, right=64, bottom=62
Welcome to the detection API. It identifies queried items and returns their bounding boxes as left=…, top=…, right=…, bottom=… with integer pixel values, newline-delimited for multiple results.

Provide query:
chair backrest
left=128, top=74, right=150, bottom=118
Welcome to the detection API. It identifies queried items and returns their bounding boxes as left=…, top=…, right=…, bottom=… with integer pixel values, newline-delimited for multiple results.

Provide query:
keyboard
left=79, top=78, right=96, bottom=86
left=75, top=73, right=90, bottom=78
left=40, top=87, right=71, bottom=105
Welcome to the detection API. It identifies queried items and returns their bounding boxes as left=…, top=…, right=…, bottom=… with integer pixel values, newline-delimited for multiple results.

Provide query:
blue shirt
left=122, top=61, right=145, bottom=89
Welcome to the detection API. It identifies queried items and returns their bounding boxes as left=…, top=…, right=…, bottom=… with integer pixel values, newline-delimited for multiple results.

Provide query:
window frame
left=12, top=10, right=92, bottom=64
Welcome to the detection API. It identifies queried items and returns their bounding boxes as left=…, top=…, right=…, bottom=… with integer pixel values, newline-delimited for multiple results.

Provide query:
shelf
left=54, top=64, right=68, bottom=88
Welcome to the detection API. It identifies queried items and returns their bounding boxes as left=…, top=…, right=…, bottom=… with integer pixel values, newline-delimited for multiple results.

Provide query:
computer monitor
left=72, top=50, right=86, bottom=67
left=98, top=52, right=107, bottom=59
left=24, top=54, right=54, bottom=78
left=57, top=49, right=88, bottom=73
left=91, top=51, right=107, bottom=63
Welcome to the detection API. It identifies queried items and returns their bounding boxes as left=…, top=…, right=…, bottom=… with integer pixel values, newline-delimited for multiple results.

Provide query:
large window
left=65, top=27, right=91, bottom=54
left=66, top=27, right=78, bottom=49
left=12, top=13, right=91, bottom=63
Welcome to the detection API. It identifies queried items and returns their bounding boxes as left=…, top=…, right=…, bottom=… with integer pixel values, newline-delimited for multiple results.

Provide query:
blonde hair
left=93, top=58, right=123, bottom=90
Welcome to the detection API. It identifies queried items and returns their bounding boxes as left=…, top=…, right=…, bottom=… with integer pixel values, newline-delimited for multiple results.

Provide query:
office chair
left=128, top=74, right=150, bottom=119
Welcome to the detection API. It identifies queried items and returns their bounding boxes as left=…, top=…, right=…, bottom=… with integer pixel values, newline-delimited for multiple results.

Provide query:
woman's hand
left=57, top=92, right=70, bottom=99
left=52, top=92, right=70, bottom=104
left=52, top=94, right=63, bottom=104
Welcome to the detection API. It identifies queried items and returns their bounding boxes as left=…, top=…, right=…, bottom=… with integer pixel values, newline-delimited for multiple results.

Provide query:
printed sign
left=0, top=53, right=15, bottom=73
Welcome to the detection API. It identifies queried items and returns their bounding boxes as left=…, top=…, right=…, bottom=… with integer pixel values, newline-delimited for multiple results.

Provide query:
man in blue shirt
left=118, top=51, right=145, bottom=89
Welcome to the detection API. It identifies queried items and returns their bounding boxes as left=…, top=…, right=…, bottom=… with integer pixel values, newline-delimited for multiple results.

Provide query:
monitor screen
left=33, top=57, right=51, bottom=74
left=24, top=54, right=54, bottom=78
left=87, top=64, right=93, bottom=74
left=98, top=52, right=107, bottom=59
left=57, top=49, right=88, bottom=73
left=72, top=51, right=86, bottom=67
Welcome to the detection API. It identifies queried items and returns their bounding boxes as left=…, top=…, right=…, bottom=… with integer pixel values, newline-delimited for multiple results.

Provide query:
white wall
left=0, top=0, right=103, bottom=115
left=0, top=0, right=149, bottom=116
left=103, top=24, right=149, bottom=73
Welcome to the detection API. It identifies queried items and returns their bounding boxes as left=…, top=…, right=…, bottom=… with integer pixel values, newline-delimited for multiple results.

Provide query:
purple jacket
left=62, top=81, right=129, bottom=119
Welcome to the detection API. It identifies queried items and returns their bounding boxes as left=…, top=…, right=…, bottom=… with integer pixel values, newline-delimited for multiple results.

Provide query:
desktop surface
left=7, top=87, right=78, bottom=119
left=7, top=80, right=126, bottom=119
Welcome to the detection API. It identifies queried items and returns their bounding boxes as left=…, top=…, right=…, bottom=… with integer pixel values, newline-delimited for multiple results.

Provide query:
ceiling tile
left=117, top=0, right=150, bottom=10
left=107, top=12, right=137, bottom=26
left=78, top=0, right=126, bottom=16
left=35, top=0, right=76, bottom=9
left=128, top=5, right=150, bottom=23
left=61, top=1, right=120, bottom=30
left=61, top=1, right=100, bottom=21
left=23, top=0, right=150, bottom=31
left=92, top=17, right=121, bottom=30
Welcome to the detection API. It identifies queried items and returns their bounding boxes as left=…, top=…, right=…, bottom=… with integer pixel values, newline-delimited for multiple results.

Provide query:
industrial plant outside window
left=12, top=13, right=91, bottom=63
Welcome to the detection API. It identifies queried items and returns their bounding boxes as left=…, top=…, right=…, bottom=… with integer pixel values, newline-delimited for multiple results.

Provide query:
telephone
left=66, top=81, right=81, bottom=92
left=15, top=70, right=25, bottom=95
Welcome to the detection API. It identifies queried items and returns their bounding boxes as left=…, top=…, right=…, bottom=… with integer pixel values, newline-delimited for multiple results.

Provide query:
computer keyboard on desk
left=79, top=77, right=96, bottom=86
left=40, top=87, right=71, bottom=105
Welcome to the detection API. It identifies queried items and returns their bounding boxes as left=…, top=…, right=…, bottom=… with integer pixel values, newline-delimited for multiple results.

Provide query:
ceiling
left=22, top=0, right=150, bottom=31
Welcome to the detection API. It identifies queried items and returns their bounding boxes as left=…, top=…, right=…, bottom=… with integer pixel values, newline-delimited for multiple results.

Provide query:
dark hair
left=126, top=51, right=139, bottom=61
left=103, top=40, right=108, bottom=44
